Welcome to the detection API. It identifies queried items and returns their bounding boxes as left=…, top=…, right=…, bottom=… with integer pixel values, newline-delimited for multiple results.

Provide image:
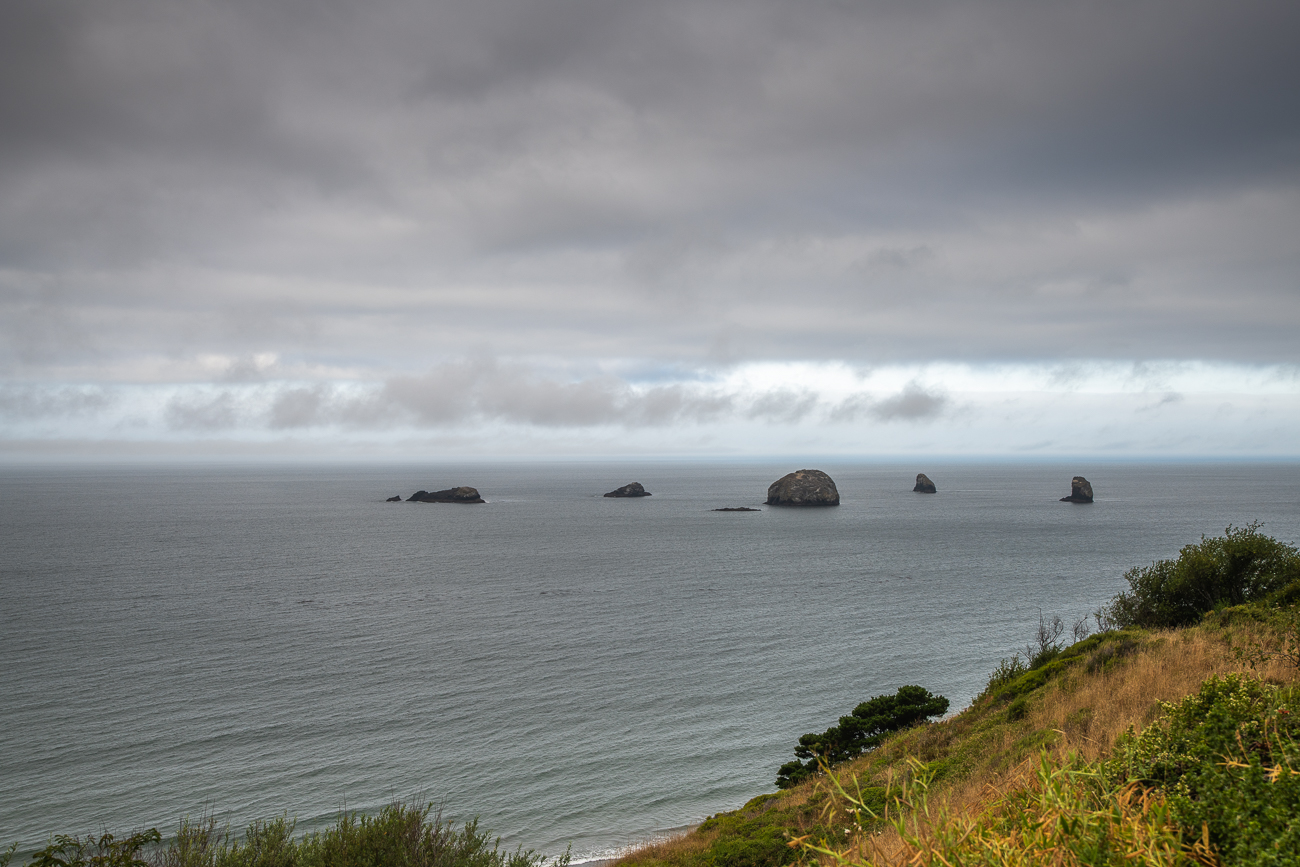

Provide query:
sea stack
left=385, top=495, right=402, bottom=502
left=765, top=469, right=840, bottom=506
left=604, top=482, right=651, bottom=498
left=1060, top=476, right=1094, bottom=503
left=913, top=473, right=937, bottom=494
left=408, top=486, right=485, bottom=504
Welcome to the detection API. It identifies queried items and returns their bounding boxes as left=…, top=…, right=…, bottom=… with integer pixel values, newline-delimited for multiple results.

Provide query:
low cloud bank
left=2, top=360, right=1298, bottom=458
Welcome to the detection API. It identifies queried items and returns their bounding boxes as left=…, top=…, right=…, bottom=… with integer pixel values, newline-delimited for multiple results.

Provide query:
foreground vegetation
left=617, top=525, right=1300, bottom=867
left=776, top=686, right=950, bottom=789
left=1, top=806, right=568, bottom=867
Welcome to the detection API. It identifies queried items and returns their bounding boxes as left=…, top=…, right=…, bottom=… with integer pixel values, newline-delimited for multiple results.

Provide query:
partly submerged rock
left=713, top=507, right=761, bottom=512
left=913, top=473, right=937, bottom=494
left=408, top=486, right=485, bottom=504
left=1060, top=476, right=1094, bottom=503
left=385, top=495, right=402, bottom=502
left=765, top=469, right=840, bottom=506
left=604, top=482, right=651, bottom=498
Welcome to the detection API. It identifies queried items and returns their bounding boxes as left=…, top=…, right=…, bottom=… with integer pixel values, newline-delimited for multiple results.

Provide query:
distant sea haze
left=2, top=461, right=1298, bottom=861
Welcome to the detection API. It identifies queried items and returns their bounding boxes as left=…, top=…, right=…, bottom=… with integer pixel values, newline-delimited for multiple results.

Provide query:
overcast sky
left=2, top=0, right=1298, bottom=459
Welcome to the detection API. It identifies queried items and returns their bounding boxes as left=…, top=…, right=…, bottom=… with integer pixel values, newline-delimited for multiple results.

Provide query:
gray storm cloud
left=329, top=361, right=738, bottom=428
left=163, top=365, right=952, bottom=431
left=165, top=391, right=240, bottom=431
left=1, top=0, right=1299, bottom=456
left=827, top=384, right=949, bottom=423
left=869, top=385, right=949, bottom=422
left=0, top=385, right=115, bottom=419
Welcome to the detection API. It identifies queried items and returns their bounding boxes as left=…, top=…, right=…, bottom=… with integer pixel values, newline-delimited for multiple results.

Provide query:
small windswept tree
left=775, top=685, right=948, bottom=789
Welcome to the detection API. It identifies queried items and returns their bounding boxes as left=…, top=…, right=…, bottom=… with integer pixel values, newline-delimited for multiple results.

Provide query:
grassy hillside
left=616, top=526, right=1300, bottom=867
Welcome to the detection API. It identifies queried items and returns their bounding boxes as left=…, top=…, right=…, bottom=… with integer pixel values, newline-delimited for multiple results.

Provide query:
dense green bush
left=775, top=686, right=948, bottom=789
left=1108, top=674, right=1300, bottom=865
left=1102, top=523, right=1300, bottom=629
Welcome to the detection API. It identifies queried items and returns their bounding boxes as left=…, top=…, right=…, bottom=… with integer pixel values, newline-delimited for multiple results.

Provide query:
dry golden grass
left=829, top=620, right=1300, bottom=866
left=811, top=755, right=1218, bottom=867
left=616, top=617, right=1300, bottom=867
left=610, top=827, right=716, bottom=867
left=1031, top=622, right=1298, bottom=762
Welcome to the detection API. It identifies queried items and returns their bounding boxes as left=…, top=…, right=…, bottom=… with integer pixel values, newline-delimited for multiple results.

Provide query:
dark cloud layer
left=0, top=385, right=115, bottom=418
left=144, top=365, right=954, bottom=432
left=2, top=0, right=1299, bottom=395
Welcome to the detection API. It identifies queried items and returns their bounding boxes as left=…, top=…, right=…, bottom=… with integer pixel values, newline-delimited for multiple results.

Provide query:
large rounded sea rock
left=408, top=486, right=485, bottom=504
left=765, top=469, right=840, bottom=506
left=1059, top=476, right=1094, bottom=503
left=913, top=473, right=937, bottom=494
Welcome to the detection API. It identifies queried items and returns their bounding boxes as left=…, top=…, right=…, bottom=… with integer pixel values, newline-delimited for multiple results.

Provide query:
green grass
left=5, top=805, right=568, bottom=867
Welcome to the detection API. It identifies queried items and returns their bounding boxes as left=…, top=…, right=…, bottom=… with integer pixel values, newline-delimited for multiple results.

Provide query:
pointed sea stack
left=604, top=482, right=651, bottom=498
left=765, top=469, right=840, bottom=506
left=1060, top=476, right=1094, bottom=503
left=408, top=486, right=485, bottom=504
left=913, top=473, right=937, bottom=494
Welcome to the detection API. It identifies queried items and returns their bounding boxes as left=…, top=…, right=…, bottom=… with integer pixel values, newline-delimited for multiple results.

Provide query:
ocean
left=2, top=460, right=1298, bottom=860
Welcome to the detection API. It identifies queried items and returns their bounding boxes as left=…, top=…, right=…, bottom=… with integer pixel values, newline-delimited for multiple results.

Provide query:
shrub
left=28, top=830, right=162, bottom=867
left=219, top=818, right=296, bottom=867
left=1102, top=523, right=1300, bottom=629
left=775, top=687, right=948, bottom=789
left=1024, top=612, right=1066, bottom=669
left=199, top=807, right=561, bottom=867
left=7, top=807, right=564, bottom=867
left=699, top=822, right=792, bottom=867
left=1107, top=674, right=1300, bottom=866
left=1084, top=637, right=1140, bottom=674
left=981, top=655, right=1027, bottom=699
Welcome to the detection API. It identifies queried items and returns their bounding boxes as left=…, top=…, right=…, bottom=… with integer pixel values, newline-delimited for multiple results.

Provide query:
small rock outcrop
left=604, top=482, right=651, bottom=498
left=1060, top=476, right=1094, bottom=503
left=765, top=469, right=840, bottom=506
left=913, top=473, right=937, bottom=494
left=713, top=507, right=760, bottom=512
left=385, top=495, right=402, bottom=502
left=408, top=486, right=485, bottom=504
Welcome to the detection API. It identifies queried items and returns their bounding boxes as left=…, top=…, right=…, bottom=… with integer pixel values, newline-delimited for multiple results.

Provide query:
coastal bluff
left=408, top=486, right=485, bottom=504
left=765, top=469, right=840, bottom=506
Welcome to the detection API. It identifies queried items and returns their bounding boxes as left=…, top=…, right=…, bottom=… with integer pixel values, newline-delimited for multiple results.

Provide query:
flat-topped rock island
left=604, top=482, right=651, bottom=498
left=407, top=486, right=485, bottom=504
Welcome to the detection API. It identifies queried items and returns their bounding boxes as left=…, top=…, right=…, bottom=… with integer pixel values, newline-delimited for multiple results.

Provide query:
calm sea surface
left=3, top=461, right=1299, bottom=859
